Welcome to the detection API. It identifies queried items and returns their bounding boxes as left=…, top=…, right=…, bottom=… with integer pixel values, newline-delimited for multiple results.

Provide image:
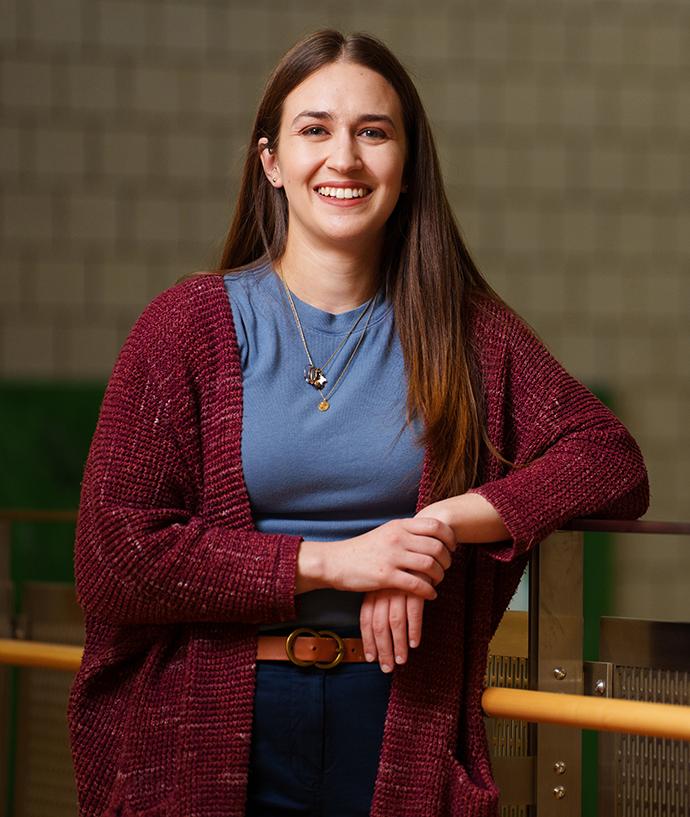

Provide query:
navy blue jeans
left=246, top=626, right=393, bottom=816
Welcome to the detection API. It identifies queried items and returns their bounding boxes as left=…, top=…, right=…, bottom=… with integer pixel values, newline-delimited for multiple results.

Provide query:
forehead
left=281, top=61, right=403, bottom=125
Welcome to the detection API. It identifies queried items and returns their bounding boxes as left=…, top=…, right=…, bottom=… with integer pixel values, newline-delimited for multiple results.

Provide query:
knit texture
left=68, top=274, right=649, bottom=817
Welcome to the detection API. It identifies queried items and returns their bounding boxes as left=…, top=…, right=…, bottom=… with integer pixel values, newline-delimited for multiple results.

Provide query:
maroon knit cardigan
left=68, top=274, right=648, bottom=817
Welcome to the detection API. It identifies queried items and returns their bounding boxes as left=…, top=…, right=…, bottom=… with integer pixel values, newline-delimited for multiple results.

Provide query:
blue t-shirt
left=224, top=260, right=425, bottom=632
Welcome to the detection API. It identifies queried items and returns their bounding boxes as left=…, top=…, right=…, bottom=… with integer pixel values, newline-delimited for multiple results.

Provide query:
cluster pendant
left=304, top=365, right=331, bottom=411
left=278, top=267, right=379, bottom=413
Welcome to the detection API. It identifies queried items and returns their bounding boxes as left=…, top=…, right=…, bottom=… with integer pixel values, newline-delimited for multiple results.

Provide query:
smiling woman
left=258, top=60, right=408, bottom=308
left=68, top=28, right=649, bottom=817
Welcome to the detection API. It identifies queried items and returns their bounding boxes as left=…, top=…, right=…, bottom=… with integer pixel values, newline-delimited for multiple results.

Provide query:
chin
left=317, top=227, right=379, bottom=247
left=317, top=217, right=386, bottom=240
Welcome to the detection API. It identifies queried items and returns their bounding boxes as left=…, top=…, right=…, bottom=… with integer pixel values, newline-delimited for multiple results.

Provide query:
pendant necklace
left=277, top=268, right=378, bottom=412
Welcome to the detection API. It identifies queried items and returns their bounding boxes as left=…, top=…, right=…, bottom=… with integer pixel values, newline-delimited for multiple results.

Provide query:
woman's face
left=260, top=60, right=407, bottom=252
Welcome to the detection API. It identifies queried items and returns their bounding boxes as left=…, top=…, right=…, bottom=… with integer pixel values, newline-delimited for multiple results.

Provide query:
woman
left=68, top=29, right=648, bottom=817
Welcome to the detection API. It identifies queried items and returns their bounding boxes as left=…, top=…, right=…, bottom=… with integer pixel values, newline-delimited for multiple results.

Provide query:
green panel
left=0, top=380, right=104, bottom=585
left=0, top=380, right=104, bottom=508
left=0, top=380, right=105, bottom=817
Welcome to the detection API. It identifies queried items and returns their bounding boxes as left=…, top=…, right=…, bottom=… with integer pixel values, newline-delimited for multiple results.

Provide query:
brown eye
left=302, top=126, right=328, bottom=136
left=360, top=128, right=386, bottom=139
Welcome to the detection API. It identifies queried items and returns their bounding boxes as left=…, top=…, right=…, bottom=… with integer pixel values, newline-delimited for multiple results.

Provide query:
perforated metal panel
left=487, top=610, right=533, bottom=817
left=486, top=654, right=530, bottom=758
left=599, top=618, right=690, bottom=817
left=615, top=667, right=689, bottom=817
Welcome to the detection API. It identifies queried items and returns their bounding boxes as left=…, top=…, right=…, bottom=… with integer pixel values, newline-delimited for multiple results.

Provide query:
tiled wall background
left=1, top=0, right=688, bottom=619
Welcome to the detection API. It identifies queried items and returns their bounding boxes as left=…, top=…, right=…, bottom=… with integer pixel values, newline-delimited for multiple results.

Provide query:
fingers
left=371, top=593, right=395, bottom=673
left=395, top=569, right=438, bottom=600
left=401, top=534, right=453, bottom=571
left=360, top=593, right=376, bottom=663
left=399, top=549, right=446, bottom=586
left=388, top=593, right=409, bottom=667
left=406, top=592, right=425, bottom=649
left=360, top=588, right=427, bottom=673
left=404, top=516, right=457, bottom=554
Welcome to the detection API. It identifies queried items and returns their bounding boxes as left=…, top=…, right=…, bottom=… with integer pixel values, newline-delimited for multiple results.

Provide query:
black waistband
left=258, top=624, right=362, bottom=639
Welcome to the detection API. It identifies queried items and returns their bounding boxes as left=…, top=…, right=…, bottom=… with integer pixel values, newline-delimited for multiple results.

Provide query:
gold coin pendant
left=318, top=399, right=330, bottom=412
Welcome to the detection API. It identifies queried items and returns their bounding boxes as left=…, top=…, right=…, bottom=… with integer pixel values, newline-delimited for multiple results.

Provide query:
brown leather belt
left=257, top=627, right=366, bottom=669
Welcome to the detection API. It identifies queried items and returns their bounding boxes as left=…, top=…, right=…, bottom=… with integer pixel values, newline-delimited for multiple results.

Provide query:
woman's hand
left=325, top=517, right=456, bottom=600
left=360, top=578, right=428, bottom=673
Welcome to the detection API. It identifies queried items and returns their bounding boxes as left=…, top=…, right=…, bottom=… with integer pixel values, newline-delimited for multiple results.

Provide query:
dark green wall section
left=0, top=380, right=105, bottom=586
left=0, top=381, right=105, bottom=817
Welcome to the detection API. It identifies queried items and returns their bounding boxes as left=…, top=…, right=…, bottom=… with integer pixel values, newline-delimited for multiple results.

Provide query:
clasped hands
left=359, top=501, right=456, bottom=674
left=305, top=493, right=504, bottom=673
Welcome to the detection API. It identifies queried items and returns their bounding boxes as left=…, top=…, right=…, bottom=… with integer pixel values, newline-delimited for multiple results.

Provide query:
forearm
left=417, top=492, right=509, bottom=543
left=76, top=497, right=304, bottom=625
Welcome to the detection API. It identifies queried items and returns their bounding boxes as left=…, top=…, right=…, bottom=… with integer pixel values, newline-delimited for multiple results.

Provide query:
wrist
left=295, top=540, right=328, bottom=594
left=418, top=493, right=508, bottom=543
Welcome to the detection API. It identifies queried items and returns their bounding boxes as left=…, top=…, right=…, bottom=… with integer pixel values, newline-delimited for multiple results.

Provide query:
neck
left=275, top=233, right=383, bottom=314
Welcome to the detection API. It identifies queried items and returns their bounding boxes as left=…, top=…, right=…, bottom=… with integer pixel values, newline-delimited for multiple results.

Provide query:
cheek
left=282, top=146, right=323, bottom=180
left=371, top=151, right=406, bottom=186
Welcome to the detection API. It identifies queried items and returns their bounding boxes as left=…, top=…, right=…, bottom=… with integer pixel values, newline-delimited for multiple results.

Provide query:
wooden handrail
left=0, top=638, right=83, bottom=672
left=482, top=687, right=690, bottom=742
left=1, top=638, right=689, bottom=741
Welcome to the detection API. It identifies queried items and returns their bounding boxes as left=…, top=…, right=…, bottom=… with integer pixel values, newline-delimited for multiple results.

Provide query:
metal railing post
left=530, top=530, right=584, bottom=816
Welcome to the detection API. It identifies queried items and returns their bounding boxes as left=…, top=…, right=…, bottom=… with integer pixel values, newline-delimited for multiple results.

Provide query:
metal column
left=529, top=531, right=584, bottom=816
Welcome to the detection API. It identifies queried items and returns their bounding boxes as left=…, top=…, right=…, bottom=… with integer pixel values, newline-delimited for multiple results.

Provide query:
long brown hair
left=194, top=29, right=508, bottom=501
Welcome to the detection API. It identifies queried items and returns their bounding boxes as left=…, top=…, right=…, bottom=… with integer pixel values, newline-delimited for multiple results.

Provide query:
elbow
left=624, top=465, right=650, bottom=520
left=593, top=438, right=650, bottom=521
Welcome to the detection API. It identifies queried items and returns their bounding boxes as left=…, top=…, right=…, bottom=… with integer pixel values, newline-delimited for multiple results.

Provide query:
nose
left=326, top=132, right=363, bottom=174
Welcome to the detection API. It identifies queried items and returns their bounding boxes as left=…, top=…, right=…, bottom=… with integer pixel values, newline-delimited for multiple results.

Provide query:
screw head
left=553, top=667, right=567, bottom=680
left=553, top=785, right=566, bottom=800
left=554, top=761, right=567, bottom=775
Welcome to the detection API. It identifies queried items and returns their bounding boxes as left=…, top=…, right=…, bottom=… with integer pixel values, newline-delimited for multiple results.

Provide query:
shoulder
left=139, top=273, right=227, bottom=333
left=468, top=292, right=547, bottom=367
left=124, top=273, right=228, bottom=358
left=106, top=273, right=235, bottom=397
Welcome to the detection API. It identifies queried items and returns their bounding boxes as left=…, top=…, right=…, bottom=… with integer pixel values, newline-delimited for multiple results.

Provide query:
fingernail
left=395, top=655, right=404, bottom=664
left=365, top=652, right=374, bottom=662
left=381, top=664, right=392, bottom=673
left=409, top=640, right=418, bottom=648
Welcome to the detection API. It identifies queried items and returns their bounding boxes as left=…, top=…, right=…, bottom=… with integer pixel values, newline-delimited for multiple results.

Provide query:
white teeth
left=317, top=186, right=369, bottom=199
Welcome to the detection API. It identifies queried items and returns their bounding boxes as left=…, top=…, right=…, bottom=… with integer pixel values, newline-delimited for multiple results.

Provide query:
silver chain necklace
left=277, top=268, right=378, bottom=412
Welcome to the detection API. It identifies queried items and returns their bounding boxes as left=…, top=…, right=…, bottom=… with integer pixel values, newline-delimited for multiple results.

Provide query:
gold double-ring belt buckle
left=284, top=627, right=345, bottom=669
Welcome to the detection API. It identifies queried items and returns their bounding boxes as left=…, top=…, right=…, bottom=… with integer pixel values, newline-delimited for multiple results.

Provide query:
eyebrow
left=290, top=110, right=397, bottom=131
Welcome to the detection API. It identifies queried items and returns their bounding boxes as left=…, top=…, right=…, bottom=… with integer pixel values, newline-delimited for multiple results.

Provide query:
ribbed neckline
left=232, top=259, right=393, bottom=337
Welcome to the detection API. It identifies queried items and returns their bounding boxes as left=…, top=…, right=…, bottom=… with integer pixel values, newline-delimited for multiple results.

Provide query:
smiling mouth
left=314, top=186, right=372, bottom=200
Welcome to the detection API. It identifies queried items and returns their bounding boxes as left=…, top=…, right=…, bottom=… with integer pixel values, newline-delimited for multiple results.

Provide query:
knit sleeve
left=74, top=293, right=303, bottom=627
left=469, top=306, right=649, bottom=562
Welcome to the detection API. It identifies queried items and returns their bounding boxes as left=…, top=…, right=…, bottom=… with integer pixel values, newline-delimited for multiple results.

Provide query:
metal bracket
left=584, top=660, right=613, bottom=698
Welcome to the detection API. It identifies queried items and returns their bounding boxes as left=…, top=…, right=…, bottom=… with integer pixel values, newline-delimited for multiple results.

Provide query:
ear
left=258, top=137, right=282, bottom=188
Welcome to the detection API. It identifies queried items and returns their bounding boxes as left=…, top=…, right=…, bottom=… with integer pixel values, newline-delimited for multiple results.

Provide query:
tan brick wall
left=1, top=0, right=688, bottom=620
